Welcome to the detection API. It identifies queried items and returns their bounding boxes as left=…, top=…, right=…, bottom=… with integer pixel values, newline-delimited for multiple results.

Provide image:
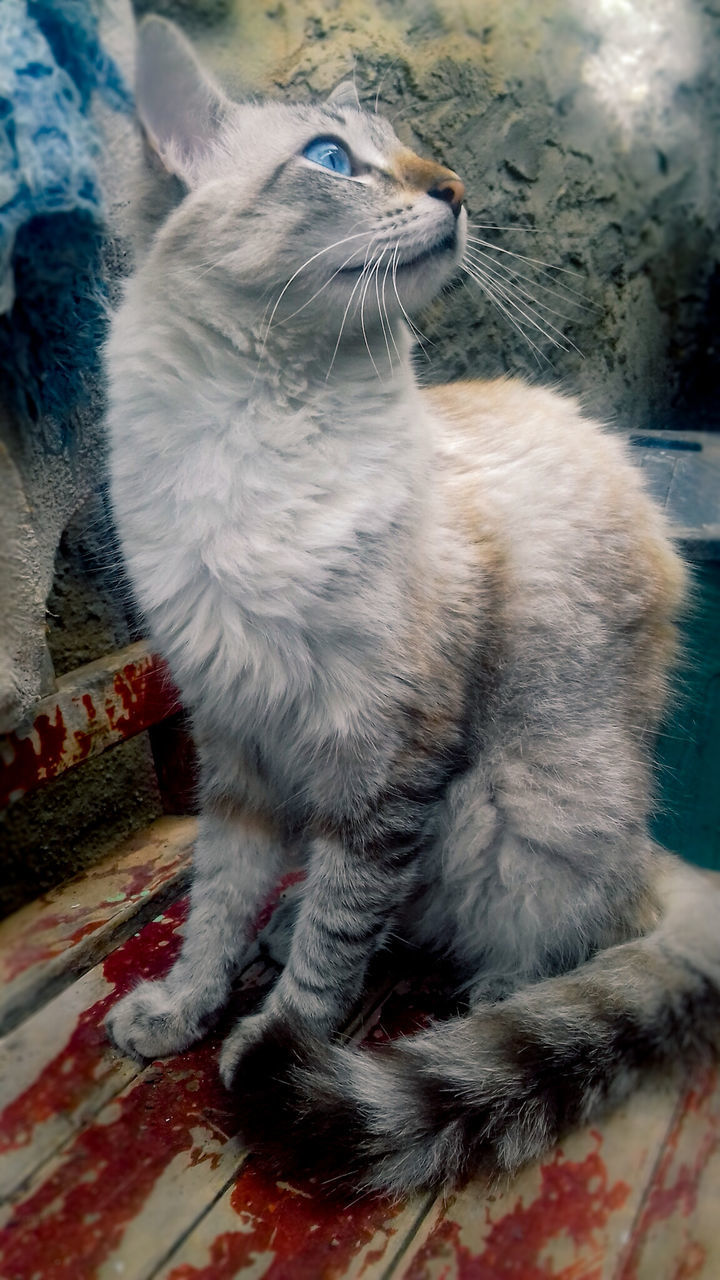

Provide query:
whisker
left=259, top=229, right=372, bottom=354
left=276, top=246, right=371, bottom=327
left=473, top=263, right=583, bottom=356
left=461, top=264, right=549, bottom=366
left=391, top=245, right=431, bottom=358
left=464, top=244, right=585, bottom=357
left=360, top=250, right=384, bottom=379
left=464, top=249, right=587, bottom=336
left=465, top=234, right=585, bottom=280
left=468, top=222, right=583, bottom=236
left=374, top=248, right=395, bottom=370
left=326, top=239, right=378, bottom=379
left=382, top=254, right=402, bottom=365
left=466, top=246, right=594, bottom=313
left=466, top=261, right=575, bottom=355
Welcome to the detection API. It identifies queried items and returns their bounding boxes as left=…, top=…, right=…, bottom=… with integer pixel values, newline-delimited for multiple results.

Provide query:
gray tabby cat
left=106, top=15, right=720, bottom=1196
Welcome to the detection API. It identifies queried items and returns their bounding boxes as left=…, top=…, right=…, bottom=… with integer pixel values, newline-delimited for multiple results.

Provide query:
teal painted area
left=652, top=562, right=720, bottom=871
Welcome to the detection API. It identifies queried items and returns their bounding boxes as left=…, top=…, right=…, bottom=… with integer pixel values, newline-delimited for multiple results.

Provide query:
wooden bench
left=0, top=643, right=719, bottom=1278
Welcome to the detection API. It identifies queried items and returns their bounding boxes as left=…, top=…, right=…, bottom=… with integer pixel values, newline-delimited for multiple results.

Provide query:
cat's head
left=134, top=17, right=466, bottom=342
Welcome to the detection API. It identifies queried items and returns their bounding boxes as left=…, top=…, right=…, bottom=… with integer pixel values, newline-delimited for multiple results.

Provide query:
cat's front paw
left=219, top=1011, right=274, bottom=1089
left=106, top=980, right=206, bottom=1060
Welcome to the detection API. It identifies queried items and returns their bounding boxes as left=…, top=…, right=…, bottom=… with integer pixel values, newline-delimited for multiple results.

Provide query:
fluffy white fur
left=105, top=17, right=720, bottom=1196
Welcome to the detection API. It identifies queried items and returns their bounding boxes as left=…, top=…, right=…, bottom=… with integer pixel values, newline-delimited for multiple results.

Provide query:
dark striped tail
left=232, top=859, right=720, bottom=1197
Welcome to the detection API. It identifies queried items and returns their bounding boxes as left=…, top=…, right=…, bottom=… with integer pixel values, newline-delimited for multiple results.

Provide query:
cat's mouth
left=339, top=232, right=457, bottom=275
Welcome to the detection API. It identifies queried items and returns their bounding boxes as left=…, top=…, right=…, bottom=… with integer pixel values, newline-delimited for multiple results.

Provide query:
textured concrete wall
left=142, top=0, right=720, bottom=430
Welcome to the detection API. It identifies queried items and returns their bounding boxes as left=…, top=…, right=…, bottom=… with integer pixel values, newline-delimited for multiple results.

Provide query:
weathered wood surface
left=618, top=1065, right=720, bottom=1280
left=1, top=863, right=719, bottom=1278
left=0, top=955, right=140, bottom=1201
left=0, top=899, right=257, bottom=1280
left=0, top=815, right=195, bottom=1035
left=392, top=1080, right=689, bottom=1280
left=0, top=640, right=180, bottom=809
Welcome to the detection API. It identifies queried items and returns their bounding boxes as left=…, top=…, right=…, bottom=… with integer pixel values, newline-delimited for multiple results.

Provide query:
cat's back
left=424, top=377, right=685, bottom=635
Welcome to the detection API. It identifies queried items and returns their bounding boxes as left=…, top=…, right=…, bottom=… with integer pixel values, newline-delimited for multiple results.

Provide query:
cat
left=105, top=15, right=720, bottom=1197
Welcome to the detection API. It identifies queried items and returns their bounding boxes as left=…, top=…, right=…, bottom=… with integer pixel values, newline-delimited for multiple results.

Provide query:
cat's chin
left=395, top=232, right=460, bottom=271
left=337, top=232, right=459, bottom=278
left=325, top=231, right=462, bottom=322
left=395, top=249, right=463, bottom=313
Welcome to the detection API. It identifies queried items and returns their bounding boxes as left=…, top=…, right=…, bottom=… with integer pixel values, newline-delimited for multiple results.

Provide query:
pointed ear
left=135, top=16, right=231, bottom=186
left=327, top=80, right=361, bottom=111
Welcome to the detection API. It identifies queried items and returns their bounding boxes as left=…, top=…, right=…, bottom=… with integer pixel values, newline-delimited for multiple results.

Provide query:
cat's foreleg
left=107, top=806, right=288, bottom=1059
left=219, top=826, right=418, bottom=1086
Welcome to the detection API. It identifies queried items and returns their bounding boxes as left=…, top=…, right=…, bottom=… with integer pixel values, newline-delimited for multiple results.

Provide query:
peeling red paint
left=0, top=1043, right=235, bottom=1280
left=0, top=869, right=303, bottom=1165
left=619, top=1067, right=719, bottom=1280
left=161, top=976, right=466, bottom=1279
left=0, top=893, right=440, bottom=1279
left=116, top=848, right=188, bottom=906
left=109, top=658, right=180, bottom=739
left=0, top=915, right=284, bottom=1280
left=165, top=1164, right=400, bottom=1280
left=403, top=1138, right=630, bottom=1280
left=672, top=1242, right=707, bottom=1280
left=3, top=915, right=110, bottom=985
left=0, top=648, right=181, bottom=808
left=0, top=897, right=253, bottom=1280
left=637, top=1125, right=716, bottom=1226
left=82, top=694, right=97, bottom=722
left=635, top=1068, right=718, bottom=1230
left=0, top=707, right=68, bottom=805
left=1, top=847, right=190, bottom=984
left=8, top=872, right=715, bottom=1280
left=0, top=900, right=188, bottom=1155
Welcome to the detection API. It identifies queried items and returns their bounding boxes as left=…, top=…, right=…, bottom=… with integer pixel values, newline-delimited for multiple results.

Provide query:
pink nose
left=428, top=174, right=465, bottom=218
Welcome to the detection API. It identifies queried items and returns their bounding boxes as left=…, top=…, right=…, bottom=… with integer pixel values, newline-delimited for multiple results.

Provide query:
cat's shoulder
left=422, top=376, right=614, bottom=457
left=422, top=377, right=684, bottom=611
left=421, top=375, right=643, bottom=496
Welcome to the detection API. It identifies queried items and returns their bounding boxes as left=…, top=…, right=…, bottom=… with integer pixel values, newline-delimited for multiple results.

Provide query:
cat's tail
left=233, top=856, right=720, bottom=1196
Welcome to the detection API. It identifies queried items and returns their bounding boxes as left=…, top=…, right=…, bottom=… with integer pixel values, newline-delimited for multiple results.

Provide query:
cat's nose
left=394, top=150, right=466, bottom=218
left=428, top=173, right=465, bottom=218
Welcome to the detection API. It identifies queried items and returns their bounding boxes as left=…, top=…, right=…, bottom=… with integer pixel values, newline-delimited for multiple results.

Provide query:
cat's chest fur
left=107, top=288, right=479, bottom=790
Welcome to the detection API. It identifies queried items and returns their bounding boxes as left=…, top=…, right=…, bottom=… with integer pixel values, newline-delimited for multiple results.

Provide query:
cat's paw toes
left=106, top=982, right=203, bottom=1060
left=219, top=1012, right=272, bottom=1089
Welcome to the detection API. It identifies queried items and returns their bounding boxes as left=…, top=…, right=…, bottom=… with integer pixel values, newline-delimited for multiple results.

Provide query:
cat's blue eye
left=302, top=137, right=353, bottom=177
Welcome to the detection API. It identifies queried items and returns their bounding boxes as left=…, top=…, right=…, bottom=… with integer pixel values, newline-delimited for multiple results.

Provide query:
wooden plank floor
left=1, top=839, right=718, bottom=1279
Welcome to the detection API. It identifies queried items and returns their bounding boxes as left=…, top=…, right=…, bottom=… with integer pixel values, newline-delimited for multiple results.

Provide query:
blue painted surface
left=632, top=432, right=720, bottom=870
left=0, top=0, right=131, bottom=443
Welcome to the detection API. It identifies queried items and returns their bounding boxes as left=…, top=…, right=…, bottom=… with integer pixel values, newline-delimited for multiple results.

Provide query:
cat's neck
left=121, top=266, right=423, bottom=452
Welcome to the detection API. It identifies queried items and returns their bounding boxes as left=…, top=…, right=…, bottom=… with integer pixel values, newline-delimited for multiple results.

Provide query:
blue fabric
left=0, top=0, right=131, bottom=446
left=0, top=0, right=131, bottom=311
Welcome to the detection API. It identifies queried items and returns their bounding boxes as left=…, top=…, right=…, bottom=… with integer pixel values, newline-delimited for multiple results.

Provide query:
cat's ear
left=327, top=80, right=361, bottom=111
left=135, top=16, right=231, bottom=186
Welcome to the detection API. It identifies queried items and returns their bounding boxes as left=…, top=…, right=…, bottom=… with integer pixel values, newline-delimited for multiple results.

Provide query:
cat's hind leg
left=424, top=725, right=661, bottom=1007
left=107, top=804, right=290, bottom=1059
